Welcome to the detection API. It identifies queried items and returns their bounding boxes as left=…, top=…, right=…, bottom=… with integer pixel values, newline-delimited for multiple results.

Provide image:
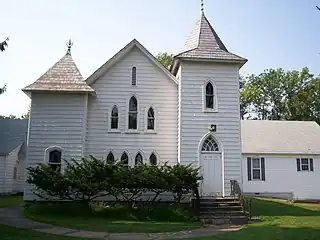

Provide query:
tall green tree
left=156, top=52, right=173, bottom=69
left=241, top=67, right=319, bottom=124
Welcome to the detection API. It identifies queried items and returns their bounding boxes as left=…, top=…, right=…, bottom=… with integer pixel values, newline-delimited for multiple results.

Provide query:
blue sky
left=0, top=0, right=319, bottom=116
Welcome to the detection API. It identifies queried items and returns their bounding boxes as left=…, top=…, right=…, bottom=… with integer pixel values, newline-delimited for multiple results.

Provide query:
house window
left=13, top=167, right=17, bottom=180
left=206, top=82, right=214, bottom=109
left=121, top=152, right=129, bottom=166
left=149, top=153, right=157, bottom=165
left=132, top=67, right=137, bottom=85
left=297, top=158, right=314, bottom=172
left=201, top=135, right=219, bottom=152
left=111, top=106, right=119, bottom=129
left=128, top=96, right=138, bottom=129
left=135, top=153, right=143, bottom=165
left=247, top=157, right=265, bottom=181
left=147, top=107, right=155, bottom=130
left=106, top=152, right=115, bottom=164
left=49, top=150, right=62, bottom=171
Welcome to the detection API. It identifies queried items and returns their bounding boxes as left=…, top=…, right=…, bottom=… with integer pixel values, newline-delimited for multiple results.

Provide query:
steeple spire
left=66, top=39, right=73, bottom=56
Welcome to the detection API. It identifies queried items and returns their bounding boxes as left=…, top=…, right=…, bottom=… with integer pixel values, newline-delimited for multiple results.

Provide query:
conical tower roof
left=175, top=12, right=246, bottom=63
left=22, top=44, right=94, bottom=94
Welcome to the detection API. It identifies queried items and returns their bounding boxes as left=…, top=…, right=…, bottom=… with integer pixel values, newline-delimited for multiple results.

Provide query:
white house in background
left=241, top=120, right=320, bottom=200
left=20, top=9, right=320, bottom=201
left=0, top=118, right=28, bottom=194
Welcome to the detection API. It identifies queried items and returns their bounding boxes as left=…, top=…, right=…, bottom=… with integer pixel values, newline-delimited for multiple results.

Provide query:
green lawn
left=0, top=195, right=23, bottom=208
left=190, top=197, right=320, bottom=240
left=24, top=202, right=202, bottom=233
left=1, top=224, right=84, bottom=240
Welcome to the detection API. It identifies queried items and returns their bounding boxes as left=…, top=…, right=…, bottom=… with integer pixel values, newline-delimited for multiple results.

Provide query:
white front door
left=200, top=153, right=222, bottom=197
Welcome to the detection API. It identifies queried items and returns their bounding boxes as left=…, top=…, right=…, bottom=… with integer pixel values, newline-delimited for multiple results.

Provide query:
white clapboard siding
left=0, top=156, right=6, bottom=193
left=2, top=145, right=21, bottom=193
left=24, top=92, right=87, bottom=201
left=179, top=61, right=242, bottom=195
left=85, top=46, right=178, bottom=165
left=242, top=154, right=320, bottom=200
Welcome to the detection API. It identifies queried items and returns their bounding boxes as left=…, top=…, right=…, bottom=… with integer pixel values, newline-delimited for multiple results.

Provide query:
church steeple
left=171, top=6, right=247, bottom=74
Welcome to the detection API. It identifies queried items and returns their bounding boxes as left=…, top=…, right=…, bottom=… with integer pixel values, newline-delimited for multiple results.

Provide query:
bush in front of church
left=26, top=156, right=202, bottom=204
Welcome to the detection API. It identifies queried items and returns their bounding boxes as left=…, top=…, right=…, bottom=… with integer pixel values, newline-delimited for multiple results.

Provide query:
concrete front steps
left=199, top=197, right=248, bottom=225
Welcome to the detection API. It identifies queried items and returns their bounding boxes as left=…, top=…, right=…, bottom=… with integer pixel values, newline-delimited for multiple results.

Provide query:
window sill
left=203, top=109, right=218, bottom=113
left=108, top=130, right=121, bottom=133
left=125, top=130, right=140, bottom=134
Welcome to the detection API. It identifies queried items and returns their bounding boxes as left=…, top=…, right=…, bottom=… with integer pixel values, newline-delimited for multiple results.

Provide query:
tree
left=156, top=52, right=173, bottom=69
left=240, top=67, right=319, bottom=124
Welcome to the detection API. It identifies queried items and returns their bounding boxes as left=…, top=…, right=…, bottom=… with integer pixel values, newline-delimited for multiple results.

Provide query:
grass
left=189, top=197, right=320, bottom=240
left=1, top=224, right=85, bottom=240
left=0, top=195, right=23, bottom=208
left=0, top=195, right=80, bottom=239
left=24, top=201, right=202, bottom=233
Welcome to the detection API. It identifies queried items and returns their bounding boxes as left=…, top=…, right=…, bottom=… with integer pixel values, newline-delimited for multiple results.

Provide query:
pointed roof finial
left=66, top=39, right=73, bottom=55
left=201, top=0, right=204, bottom=13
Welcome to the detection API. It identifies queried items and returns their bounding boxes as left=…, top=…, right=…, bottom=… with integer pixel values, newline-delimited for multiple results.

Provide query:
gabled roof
left=172, top=12, right=247, bottom=73
left=241, top=120, right=320, bottom=155
left=0, top=118, right=28, bottom=156
left=86, top=39, right=177, bottom=85
left=22, top=54, right=95, bottom=95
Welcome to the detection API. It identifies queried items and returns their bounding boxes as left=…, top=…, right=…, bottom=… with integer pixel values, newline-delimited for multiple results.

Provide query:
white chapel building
left=21, top=10, right=320, bottom=201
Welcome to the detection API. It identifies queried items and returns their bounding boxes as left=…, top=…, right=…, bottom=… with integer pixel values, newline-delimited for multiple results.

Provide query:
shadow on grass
left=24, top=202, right=202, bottom=233
left=249, top=198, right=320, bottom=217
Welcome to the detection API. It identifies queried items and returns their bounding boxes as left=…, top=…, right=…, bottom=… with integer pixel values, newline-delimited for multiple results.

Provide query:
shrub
left=27, top=156, right=202, bottom=204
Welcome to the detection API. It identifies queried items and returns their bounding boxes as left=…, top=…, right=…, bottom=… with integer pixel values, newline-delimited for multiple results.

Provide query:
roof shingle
left=22, top=54, right=94, bottom=93
left=0, top=118, right=28, bottom=155
left=175, top=13, right=247, bottom=63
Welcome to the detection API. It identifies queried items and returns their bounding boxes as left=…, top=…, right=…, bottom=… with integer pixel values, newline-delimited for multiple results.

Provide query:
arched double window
left=111, top=105, right=119, bottom=129
left=135, top=153, right=143, bottom=165
left=149, top=153, right=157, bottom=165
left=128, top=96, right=138, bottom=129
left=132, top=67, right=137, bottom=85
left=147, top=107, right=155, bottom=130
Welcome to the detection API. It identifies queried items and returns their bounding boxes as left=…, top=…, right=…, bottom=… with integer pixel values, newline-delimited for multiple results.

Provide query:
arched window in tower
left=147, top=107, right=155, bottom=130
left=201, top=135, right=219, bottom=152
left=135, top=153, right=143, bottom=165
left=121, top=152, right=129, bottom=167
left=111, top=105, right=119, bottom=129
left=106, top=152, right=115, bottom=164
left=132, top=67, right=137, bottom=85
left=206, top=82, right=214, bottom=109
left=128, top=96, right=138, bottom=129
left=149, top=153, right=157, bottom=165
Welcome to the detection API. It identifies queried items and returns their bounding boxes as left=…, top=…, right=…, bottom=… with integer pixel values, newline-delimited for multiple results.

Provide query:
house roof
left=86, top=39, right=177, bottom=85
left=174, top=12, right=247, bottom=64
left=0, top=118, right=28, bottom=156
left=22, top=53, right=95, bottom=94
left=241, top=120, right=320, bottom=155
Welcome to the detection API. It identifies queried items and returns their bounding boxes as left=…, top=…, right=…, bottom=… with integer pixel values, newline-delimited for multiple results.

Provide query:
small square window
left=297, top=158, right=314, bottom=172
